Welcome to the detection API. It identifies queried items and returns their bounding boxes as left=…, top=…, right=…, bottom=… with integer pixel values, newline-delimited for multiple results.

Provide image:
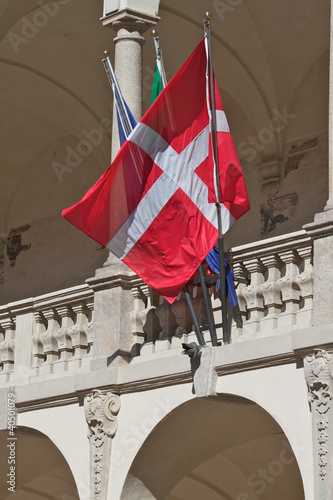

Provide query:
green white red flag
left=62, top=39, right=250, bottom=303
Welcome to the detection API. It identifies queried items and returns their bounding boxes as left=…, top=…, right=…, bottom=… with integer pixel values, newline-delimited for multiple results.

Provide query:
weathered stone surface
left=304, top=215, right=333, bottom=326
left=87, top=260, right=135, bottom=368
left=191, top=346, right=217, bottom=397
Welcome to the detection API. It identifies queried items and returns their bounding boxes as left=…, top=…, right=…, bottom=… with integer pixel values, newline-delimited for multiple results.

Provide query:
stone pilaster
left=0, top=234, right=6, bottom=285
left=326, top=0, right=333, bottom=212
left=86, top=261, right=135, bottom=368
left=302, top=0, right=333, bottom=325
left=85, top=390, right=120, bottom=500
left=303, top=219, right=333, bottom=326
left=101, top=5, right=159, bottom=160
left=304, top=349, right=333, bottom=498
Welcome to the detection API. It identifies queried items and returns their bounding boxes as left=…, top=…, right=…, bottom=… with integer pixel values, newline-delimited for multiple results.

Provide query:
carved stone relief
left=85, top=390, right=121, bottom=500
left=304, top=349, right=333, bottom=490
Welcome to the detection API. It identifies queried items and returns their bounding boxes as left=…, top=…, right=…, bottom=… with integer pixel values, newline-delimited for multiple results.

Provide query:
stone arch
left=120, top=394, right=305, bottom=500
left=0, top=425, right=80, bottom=499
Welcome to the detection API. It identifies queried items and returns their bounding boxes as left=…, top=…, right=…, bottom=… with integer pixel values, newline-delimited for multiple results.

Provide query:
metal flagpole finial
left=151, top=29, right=158, bottom=38
left=205, top=11, right=211, bottom=20
left=102, top=50, right=109, bottom=60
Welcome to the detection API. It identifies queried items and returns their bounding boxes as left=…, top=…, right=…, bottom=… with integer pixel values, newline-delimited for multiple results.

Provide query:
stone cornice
left=11, top=323, right=333, bottom=412
left=303, top=214, right=333, bottom=240
left=229, top=229, right=311, bottom=262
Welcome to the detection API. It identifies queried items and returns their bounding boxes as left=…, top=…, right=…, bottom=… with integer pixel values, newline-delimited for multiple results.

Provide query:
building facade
left=0, top=1, right=332, bottom=499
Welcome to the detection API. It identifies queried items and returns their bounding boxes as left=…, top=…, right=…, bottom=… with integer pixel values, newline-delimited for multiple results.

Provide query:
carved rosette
left=85, top=390, right=121, bottom=500
left=304, top=350, right=333, bottom=481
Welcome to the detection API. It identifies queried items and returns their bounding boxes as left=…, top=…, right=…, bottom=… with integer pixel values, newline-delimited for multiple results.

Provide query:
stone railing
left=134, top=229, right=313, bottom=351
left=0, top=284, right=94, bottom=383
left=0, top=230, right=313, bottom=382
left=229, top=229, right=313, bottom=340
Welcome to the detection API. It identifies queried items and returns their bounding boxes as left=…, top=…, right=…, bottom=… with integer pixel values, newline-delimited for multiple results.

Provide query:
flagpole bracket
left=182, top=342, right=202, bottom=358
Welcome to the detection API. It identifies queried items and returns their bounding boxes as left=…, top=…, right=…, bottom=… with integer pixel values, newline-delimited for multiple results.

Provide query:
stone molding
left=304, top=349, right=333, bottom=494
left=101, top=7, right=159, bottom=33
left=303, top=214, right=333, bottom=240
left=85, top=390, right=121, bottom=500
left=257, top=159, right=281, bottom=196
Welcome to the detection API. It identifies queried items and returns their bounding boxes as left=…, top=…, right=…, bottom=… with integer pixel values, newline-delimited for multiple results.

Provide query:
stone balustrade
left=230, top=229, right=313, bottom=340
left=0, top=230, right=313, bottom=381
left=0, top=284, right=94, bottom=383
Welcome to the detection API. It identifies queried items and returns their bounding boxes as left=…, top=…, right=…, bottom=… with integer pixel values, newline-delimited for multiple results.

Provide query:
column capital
left=101, top=7, right=159, bottom=34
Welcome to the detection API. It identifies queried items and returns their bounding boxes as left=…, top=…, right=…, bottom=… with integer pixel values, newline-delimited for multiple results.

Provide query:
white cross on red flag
left=62, top=39, right=250, bottom=303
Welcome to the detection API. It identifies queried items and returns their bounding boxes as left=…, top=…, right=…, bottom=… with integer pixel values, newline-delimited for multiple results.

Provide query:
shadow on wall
left=120, top=394, right=305, bottom=500
left=0, top=426, right=80, bottom=499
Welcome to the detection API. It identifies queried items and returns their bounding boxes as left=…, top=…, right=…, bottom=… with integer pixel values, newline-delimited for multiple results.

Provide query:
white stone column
left=101, top=6, right=159, bottom=160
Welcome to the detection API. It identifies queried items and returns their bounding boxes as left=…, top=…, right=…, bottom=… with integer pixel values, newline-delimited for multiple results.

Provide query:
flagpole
left=204, top=13, right=229, bottom=344
left=151, top=28, right=219, bottom=347
left=102, top=51, right=133, bottom=137
left=151, top=30, right=168, bottom=88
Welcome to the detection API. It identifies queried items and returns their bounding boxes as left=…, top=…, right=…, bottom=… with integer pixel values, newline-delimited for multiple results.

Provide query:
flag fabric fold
left=62, top=39, right=250, bottom=303
left=205, top=246, right=238, bottom=309
left=151, top=62, right=163, bottom=105
left=116, top=103, right=136, bottom=146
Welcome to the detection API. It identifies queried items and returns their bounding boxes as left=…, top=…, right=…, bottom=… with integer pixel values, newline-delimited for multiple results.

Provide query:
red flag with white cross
left=62, top=39, right=250, bottom=303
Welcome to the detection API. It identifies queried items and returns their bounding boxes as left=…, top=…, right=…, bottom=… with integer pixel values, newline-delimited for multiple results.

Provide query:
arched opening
left=0, top=426, right=80, bottom=499
left=121, top=394, right=305, bottom=500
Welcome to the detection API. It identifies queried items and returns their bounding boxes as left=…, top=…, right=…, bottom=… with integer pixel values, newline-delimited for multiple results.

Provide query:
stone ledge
left=9, top=323, right=333, bottom=412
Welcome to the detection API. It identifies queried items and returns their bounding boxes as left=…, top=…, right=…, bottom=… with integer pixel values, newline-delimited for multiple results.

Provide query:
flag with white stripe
left=62, top=39, right=250, bottom=303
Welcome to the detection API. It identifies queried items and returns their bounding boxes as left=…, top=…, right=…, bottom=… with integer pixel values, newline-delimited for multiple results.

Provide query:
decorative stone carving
left=304, top=350, right=333, bottom=494
left=85, top=390, right=121, bottom=500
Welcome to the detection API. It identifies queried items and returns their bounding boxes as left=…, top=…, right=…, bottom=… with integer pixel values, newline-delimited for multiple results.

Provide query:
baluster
left=39, top=308, right=60, bottom=374
left=260, top=255, right=283, bottom=332
left=32, top=311, right=47, bottom=376
left=155, top=300, right=177, bottom=351
left=53, top=305, right=74, bottom=372
left=171, top=293, right=192, bottom=347
left=83, top=299, right=94, bottom=360
left=296, top=246, right=313, bottom=327
left=231, top=261, right=248, bottom=341
left=130, top=285, right=147, bottom=355
left=278, top=250, right=301, bottom=328
left=140, top=289, right=160, bottom=356
left=243, top=258, right=266, bottom=336
left=68, top=303, right=90, bottom=369
left=0, top=318, right=15, bottom=379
